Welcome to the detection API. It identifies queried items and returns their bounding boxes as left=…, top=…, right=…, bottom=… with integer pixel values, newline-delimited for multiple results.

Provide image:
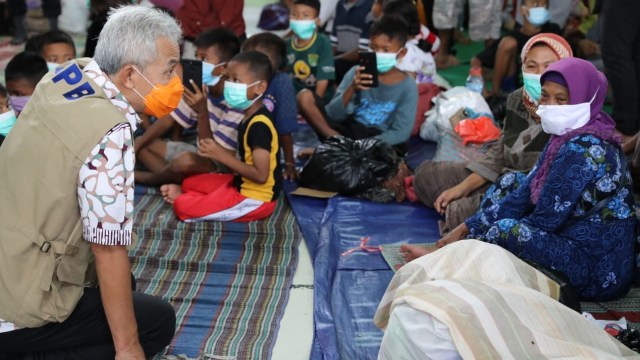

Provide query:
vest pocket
left=15, top=223, right=85, bottom=325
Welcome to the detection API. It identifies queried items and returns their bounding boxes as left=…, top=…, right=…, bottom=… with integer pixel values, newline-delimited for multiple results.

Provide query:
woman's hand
left=183, top=81, right=208, bottom=117
left=434, top=184, right=467, bottom=215
left=197, top=138, right=224, bottom=161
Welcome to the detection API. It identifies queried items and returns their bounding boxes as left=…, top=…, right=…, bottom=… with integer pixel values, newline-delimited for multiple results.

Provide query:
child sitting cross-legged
left=297, top=16, right=418, bottom=150
left=161, top=51, right=281, bottom=222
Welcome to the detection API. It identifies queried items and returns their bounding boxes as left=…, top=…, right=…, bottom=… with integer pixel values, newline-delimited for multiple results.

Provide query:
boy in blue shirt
left=297, top=16, right=418, bottom=147
left=243, top=33, right=300, bottom=180
left=286, top=0, right=335, bottom=104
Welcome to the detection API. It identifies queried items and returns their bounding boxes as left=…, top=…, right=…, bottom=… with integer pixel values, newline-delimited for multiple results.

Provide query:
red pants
left=173, top=173, right=276, bottom=222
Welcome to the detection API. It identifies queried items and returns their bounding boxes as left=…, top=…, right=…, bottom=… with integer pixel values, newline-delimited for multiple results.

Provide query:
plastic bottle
left=465, top=66, right=484, bottom=94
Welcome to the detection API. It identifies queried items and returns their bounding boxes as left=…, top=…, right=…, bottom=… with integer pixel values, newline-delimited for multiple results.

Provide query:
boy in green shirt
left=286, top=0, right=335, bottom=104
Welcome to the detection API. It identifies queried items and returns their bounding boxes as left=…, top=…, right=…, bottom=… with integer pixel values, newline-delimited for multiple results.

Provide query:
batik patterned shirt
left=78, top=60, right=140, bottom=246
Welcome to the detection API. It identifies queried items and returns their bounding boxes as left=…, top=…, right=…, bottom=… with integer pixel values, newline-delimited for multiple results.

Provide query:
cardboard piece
left=381, top=243, right=437, bottom=272
left=289, top=187, right=338, bottom=198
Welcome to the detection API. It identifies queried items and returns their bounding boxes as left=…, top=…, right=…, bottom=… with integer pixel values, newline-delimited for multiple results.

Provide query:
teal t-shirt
left=286, top=32, right=336, bottom=104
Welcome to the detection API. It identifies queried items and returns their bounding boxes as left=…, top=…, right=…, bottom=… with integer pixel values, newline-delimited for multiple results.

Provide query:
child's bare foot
left=400, top=244, right=437, bottom=262
left=297, top=147, right=315, bottom=159
left=160, top=184, right=182, bottom=204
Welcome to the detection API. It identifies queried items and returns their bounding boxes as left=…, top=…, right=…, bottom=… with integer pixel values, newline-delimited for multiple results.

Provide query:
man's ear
left=315, top=17, right=321, bottom=27
left=119, top=65, right=136, bottom=89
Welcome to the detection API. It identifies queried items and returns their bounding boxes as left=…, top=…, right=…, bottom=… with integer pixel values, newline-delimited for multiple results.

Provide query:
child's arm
left=342, top=66, right=372, bottom=107
left=281, top=133, right=297, bottom=180
left=183, top=82, right=214, bottom=141
left=315, top=80, right=329, bottom=99
left=198, top=138, right=271, bottom=184
left=325, top=66, right=371, bottom=121
left=315, top=36, right=336, bottom=99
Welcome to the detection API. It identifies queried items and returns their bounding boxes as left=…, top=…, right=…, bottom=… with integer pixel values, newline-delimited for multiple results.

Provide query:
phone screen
left=358, top=51, right=379, bottom=88
left=180, top=59, right=203, bottom=92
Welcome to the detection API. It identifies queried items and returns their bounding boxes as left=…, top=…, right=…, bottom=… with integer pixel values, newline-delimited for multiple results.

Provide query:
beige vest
left=0, top=59, right=128, bottom=327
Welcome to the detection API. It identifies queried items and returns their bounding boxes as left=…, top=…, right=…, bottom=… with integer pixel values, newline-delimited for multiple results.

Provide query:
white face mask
left=536, top=92, right=597, bottom=136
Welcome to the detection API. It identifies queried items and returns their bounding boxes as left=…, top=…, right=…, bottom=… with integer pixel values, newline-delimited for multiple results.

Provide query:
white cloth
left=375, top=241, right=640, bottom=359
left=379, top=303, right=462, bottom=360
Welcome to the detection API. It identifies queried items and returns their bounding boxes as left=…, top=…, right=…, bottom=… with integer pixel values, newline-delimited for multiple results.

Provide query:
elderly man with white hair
left=0, top=6, right=182, bottom=359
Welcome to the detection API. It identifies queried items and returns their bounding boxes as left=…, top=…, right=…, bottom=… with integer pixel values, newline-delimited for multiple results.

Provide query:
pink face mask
left=9, top=95, right=30, bottom=114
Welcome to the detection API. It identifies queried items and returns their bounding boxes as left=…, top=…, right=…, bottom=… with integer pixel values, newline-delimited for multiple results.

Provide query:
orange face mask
left=132, top=67, right=184, bottom=118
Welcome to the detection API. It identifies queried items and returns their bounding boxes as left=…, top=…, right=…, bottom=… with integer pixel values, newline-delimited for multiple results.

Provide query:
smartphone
left=358, top=51, right=379, bottom=88
left=180, top=59, right=203, bottom=92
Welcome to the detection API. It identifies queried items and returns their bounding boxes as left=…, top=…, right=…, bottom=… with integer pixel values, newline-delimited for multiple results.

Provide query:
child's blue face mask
left=47, top=62, right=59, bottom=72
left=290, top=19, right=317, bottom=40
left=202, top=61, right=225, bottom=87
left=527, top=7, right=550, bottom=27
left=223, top=81, right=262, bottom=110
left=376, top=50, right=401, bottom=73
left=522, top=72, right=542, bottom=103
left=0, top=109, right=17, bottom=137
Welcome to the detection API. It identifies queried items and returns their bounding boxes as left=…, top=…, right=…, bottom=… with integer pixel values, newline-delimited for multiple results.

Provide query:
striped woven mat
left=129, top=189, right=301, bottom=359
left=582, top=287, right=640, bottom=328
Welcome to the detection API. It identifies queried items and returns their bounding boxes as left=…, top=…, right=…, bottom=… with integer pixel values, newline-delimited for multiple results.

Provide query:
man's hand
left=352, top=66, right=373, bottom=91
left=197, top=138, right=225, bottom=161
left=183, top=81, right=208, bottom=117
left=434, top=185, right=466, bottom=215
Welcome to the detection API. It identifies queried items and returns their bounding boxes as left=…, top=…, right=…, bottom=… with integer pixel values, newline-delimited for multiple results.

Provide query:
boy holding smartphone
left=297, top=16, right=418, bottom=147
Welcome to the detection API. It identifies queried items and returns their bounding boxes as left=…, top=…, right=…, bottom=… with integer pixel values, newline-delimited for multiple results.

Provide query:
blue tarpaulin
left=285, top=182, right=441, bottom=360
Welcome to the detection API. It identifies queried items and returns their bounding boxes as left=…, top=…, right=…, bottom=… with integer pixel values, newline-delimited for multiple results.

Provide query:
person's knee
left=413, top=161, right=439, bottom=206
left=297, top=89, right=314, bottom=110
left=134, top=294, right=176, bottom=356
left=497, top=36, right=517, bottom=54
left=169, top=152, right=198, bottom=175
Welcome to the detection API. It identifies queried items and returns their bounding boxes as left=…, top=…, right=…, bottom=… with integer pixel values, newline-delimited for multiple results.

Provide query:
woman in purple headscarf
left=418, top=58, right=637, bottom=301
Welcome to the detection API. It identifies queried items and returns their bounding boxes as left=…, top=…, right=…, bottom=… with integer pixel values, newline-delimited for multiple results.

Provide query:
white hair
left=93, top=6, right=182, bottom=74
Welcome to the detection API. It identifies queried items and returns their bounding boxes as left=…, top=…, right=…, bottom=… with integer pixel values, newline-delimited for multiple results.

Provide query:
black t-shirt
left=234, top=107, right=281, bottom=202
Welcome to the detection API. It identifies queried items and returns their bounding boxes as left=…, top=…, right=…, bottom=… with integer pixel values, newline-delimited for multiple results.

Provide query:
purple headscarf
left=530, top=58, right=620, bottom=203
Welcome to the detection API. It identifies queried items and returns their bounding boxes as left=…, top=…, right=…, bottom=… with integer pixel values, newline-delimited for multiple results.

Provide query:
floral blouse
left=465, top=134, right=637, bottom=301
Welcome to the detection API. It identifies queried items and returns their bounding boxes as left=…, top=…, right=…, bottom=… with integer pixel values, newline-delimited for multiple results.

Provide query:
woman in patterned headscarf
left=409, top=33, right=573, bottom=237
left=414, top=58, right=637, bottom=302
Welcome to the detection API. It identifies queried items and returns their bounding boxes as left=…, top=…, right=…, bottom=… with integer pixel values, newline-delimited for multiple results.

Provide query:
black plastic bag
left=299, top=136, right=400, bottom=194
